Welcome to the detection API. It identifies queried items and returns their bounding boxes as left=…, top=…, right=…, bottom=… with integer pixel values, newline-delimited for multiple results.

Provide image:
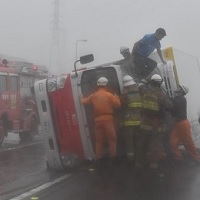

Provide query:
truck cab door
left=0, top=72, right=8, bottom=112
left=9, top=73, right=20, bottom=120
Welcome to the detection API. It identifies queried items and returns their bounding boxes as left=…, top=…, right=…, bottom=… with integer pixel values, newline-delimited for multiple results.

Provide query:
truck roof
left=0, top=64, right=17, bottom=74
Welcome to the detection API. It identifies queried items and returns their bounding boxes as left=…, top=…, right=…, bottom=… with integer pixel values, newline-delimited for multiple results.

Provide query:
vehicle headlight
left=47, top=79, right=57, bottom=92
left=47, top=75, right=67, bottom=92
left=57, top=76, right=66, bottom=89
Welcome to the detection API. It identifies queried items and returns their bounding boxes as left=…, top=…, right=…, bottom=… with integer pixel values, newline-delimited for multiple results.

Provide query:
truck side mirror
left=74, top=54, right=94, bottom=76
left=80, top=54, right=94, bottom=64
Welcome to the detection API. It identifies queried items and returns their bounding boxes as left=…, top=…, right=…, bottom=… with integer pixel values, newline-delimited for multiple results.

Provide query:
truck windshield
left=81, top=67, right=120, bottom=97
left=10, top=76, right=18, bottom=91
left=0, top=75, right=6, bottom=92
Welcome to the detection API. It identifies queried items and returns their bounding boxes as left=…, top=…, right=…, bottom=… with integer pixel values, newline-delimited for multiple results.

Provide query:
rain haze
left=0, top=0, right=200, bottom=119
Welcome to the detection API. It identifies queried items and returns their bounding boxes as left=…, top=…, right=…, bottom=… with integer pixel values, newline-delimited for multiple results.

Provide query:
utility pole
left=76, top=39, right=87, bottom=60
left=49, top=0, right=60, bottom=75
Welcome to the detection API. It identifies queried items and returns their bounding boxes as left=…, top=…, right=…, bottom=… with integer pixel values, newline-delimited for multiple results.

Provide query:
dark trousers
left=136, top=128, right=164, bottom=167
left=133, top=51, right=157, bottom=80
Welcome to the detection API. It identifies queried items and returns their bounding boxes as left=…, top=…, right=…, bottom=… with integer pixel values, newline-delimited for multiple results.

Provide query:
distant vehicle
left=34, top=48, right=178, bottom=170
left=0, top=60, right=48, bottom=145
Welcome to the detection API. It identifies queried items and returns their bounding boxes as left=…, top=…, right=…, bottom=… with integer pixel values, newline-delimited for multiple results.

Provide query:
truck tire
left=27, top=116, right=38, bottom=141
left=19, top=132, right=29, bottom=142
left=19, top=117, right=38, bottom=143
left=0, top=124, right=5, bottom=146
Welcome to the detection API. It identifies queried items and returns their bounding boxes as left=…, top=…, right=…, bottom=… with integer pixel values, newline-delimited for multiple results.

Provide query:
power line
left=49, top=0, right=61, bottom=75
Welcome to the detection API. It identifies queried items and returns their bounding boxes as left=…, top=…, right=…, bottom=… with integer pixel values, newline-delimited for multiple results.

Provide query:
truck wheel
left=27, top=117, right=38, bottom=142
left=0, top=124, right=5, bottom=146
left=19, top=132, right=29, bottom=143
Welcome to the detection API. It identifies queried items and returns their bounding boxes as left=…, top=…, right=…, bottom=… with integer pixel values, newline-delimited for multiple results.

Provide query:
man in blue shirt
left=131, top=28, right=167, bottom=80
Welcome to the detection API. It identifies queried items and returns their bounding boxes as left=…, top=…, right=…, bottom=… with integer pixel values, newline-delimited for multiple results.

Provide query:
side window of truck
left=10, top=76, right=18, bottom=91
left=81, top=67, right=120, bottom=96
left=0, top=75, right=7, bottom=92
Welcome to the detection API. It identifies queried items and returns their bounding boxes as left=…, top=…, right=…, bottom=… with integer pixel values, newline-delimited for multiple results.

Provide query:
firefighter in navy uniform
left=170, top=84, right=200, bottom=164
left=81, top=77, right=121, bottom=169
left=121, top=75, right=142, bottom=164
left=135, top=74, right=173, bottom=170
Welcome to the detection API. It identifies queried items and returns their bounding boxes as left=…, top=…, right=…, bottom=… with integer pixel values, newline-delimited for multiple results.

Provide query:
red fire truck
left=34, top=47, right=180, bottom=170
left=0, top=60, right=48, bottom=145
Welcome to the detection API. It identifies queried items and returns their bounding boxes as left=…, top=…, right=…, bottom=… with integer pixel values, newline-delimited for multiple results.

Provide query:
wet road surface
left=0, top=133, right=66, bottom=200
left=21, top=159, right=200, bottom=200
left=1, top=124, right=200, bottom=200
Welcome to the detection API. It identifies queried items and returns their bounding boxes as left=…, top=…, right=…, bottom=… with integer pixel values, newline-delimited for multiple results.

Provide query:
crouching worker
left=135, top=74, right=173, bottom=170
left=170, top=84, right=200, bottom=164
left=80, top=77, right=121, bottom=169
left=121, top=75, right=142, bottom=164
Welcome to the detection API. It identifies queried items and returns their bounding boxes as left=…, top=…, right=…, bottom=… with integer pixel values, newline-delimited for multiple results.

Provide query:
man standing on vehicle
left=170, top=84, right=200, bottom=164
left=81, top=77, right=121, bottom=167
left=131, top=28, right=167, bottom=80
left=135, top=74, right=173, bottom=170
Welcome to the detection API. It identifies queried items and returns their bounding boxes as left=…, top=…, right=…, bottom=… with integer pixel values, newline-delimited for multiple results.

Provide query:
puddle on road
left=1, top=131, right=44, bottom=152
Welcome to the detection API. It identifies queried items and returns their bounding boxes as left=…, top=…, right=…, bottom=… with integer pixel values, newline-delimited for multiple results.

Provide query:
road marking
left=10, top=174, right=72, bottom=200
left=0, top=141, right=43, bottom=152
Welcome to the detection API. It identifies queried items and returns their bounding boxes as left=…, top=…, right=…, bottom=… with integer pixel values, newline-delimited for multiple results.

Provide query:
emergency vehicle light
left=33, top=65, right=38, bottom=71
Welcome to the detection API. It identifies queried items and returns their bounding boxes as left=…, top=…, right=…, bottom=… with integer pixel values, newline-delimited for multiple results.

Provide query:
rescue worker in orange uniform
left=170, top=84, right=200, bottom=164
left=81, top=77, right=121, bottom=163
left=135, top=74, right=173, bottom=170
left=121, top=75, right=142, bottom=163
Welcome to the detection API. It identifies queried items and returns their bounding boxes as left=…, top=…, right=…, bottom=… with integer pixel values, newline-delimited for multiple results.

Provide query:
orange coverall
left=81, top=87, right=121, bottom=159
left=170, top=95, right=200, bottom=161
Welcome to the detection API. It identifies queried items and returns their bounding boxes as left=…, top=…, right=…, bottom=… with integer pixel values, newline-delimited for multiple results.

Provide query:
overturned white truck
left=34, top=47, right=180, bottom=170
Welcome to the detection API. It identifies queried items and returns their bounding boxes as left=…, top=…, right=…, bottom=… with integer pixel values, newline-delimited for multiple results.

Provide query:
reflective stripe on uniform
left=128, top=102, right=142, bottom=108
left=142, top=100, right=159, bottom=111
left=123, top=121, right=141, bottom=126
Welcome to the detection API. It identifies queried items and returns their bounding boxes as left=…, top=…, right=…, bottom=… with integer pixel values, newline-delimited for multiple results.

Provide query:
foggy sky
left=0, top=0, right=199, bottom=71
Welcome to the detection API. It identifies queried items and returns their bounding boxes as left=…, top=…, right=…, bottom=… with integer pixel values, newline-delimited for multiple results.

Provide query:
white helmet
left=151, top=74, right=163, bottom=84
left=123, top=75, right=136, bottom=87
left=179, top=84, right=189, bottom=95
left=97, top=77, right=108, bottom=86
left=120, top=46, right=129, bottom=54
left=160, top=82, right=166, bottom=92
